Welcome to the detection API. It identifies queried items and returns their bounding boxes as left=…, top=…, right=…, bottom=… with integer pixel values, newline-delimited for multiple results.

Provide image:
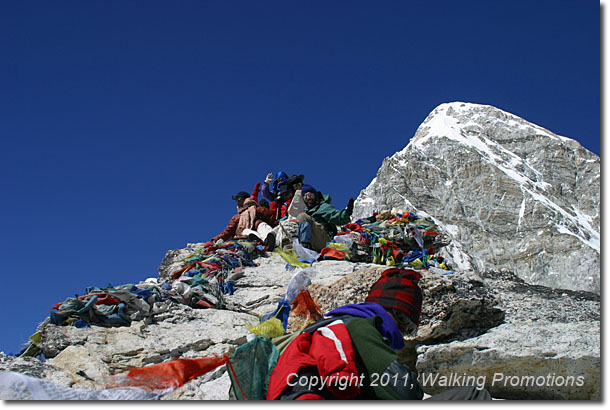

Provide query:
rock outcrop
left=353, top=102, right=600, bottom=294
left=414, top=270, right=600, bottom=400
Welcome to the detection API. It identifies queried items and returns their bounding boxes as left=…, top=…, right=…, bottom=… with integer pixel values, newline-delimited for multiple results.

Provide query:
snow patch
left=442, top=241, right=472, bottom=271
left=442, top=223, right=460, bottom=236
left=523, top=186, right=599, bottom=253
left=517, top=198, right=526, bottom=228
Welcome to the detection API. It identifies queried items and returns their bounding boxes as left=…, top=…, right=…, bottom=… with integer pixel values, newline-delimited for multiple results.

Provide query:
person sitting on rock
left=270, top=183, right=294, bottom=222
left=211, top=191, right=277, bottom=250
left=270, top=174, right=306, bottom=221
left=296, top=184, right=354, bottom=251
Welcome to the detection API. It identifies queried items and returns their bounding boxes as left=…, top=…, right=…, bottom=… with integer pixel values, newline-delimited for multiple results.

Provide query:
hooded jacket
left=306, top=194, right=351, bottom=237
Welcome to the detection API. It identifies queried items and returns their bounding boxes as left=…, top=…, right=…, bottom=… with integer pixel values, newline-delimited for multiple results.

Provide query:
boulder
left=415, top=269, right=600, bottom=399
left=416, top=321, right=600, bottom=400
left=35, top=304, right=256, bottom=380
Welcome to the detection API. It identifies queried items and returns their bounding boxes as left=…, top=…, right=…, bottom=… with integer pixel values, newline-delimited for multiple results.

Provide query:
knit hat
left=365, top=268, right=422, bottom=325
left=301, top=184, right=317, bottom=196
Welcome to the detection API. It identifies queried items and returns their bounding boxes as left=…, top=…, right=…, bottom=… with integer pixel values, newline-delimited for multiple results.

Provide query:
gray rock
left=36, top=304, right=256, bottom=375
left=416, top=321, right=600, bottom=400
left=158, top=243, right=207, bottom=283
left=310, top=266, right=505, bottom=346
left=415, top=269, right=600, bottom=399
left=0, top=353, right=91, bottom=390
left=161, top=366, right=231, bottom=400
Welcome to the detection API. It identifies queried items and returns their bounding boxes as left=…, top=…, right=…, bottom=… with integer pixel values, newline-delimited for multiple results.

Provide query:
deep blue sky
left=0, top=1, right=599, bottom=354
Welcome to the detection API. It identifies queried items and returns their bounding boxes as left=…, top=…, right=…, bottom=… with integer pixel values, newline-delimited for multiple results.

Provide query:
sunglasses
left=303, top=192, right=316, bottom=200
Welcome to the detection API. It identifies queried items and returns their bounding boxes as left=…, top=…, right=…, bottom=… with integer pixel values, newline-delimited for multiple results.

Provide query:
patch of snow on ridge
left=440, top=241, right=472, bottom=271
left=523, top=186, right=600, bottom=253
left=569, top=206, right=600, bottom=252
left=442, top=223, right=459, bottom=236
left=445, top=101, right=571, bottom=145
left=412, top=103, right=552, bottom=193
left=518, top=198, right=526, bottom=229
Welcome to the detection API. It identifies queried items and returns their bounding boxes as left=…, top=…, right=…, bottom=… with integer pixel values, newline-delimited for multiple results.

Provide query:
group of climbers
left=210, top=173, right=483, bottom=400
left=210, top=191, right=278, bottom=250
left=209, top=171, right=355, bottom=254
left=203, top=173, right=470, bottom=399
left=24, top=172, right=488, bottom=400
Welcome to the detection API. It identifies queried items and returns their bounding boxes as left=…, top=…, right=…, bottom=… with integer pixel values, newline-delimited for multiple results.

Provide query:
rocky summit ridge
left=354, top=102, right=600, bottom=294
left=0, top=102, right=600, bottom=400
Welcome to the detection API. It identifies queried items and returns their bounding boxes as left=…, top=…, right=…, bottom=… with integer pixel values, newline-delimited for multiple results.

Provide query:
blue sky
left=0, top=1, right=599, bottom=354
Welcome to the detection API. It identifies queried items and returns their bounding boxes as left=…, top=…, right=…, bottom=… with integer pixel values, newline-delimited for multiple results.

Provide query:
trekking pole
left=278, top=221, right=291, bottom=249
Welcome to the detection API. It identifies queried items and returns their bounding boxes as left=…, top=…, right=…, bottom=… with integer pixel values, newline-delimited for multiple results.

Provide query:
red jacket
left=267, top=319, right=361, bottom=400
left=270, top=197, right=292, bottom=221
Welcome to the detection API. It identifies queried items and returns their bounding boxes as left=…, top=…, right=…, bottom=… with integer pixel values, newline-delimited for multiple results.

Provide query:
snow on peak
left=406, top=102, right=552, bottom=193
left=396, top=101, right=599, bottom=253
left=408, top=102, right=572, bottom=150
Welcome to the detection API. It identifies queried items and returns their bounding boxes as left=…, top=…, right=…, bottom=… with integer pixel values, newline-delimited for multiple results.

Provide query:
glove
left=252, top=181, right=261, bottom=197
left=265, top=173, right=274, bottom=184
left=346, top=198, right=354, bottom=216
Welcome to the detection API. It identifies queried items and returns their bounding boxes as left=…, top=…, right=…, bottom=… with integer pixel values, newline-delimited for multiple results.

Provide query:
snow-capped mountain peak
left=355, top=102, right=600, bottom=293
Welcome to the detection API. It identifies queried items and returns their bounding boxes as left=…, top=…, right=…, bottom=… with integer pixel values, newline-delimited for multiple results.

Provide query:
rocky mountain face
left=354, top=102, right=600, bottom=294
left=1, top=102, right=600, bottom=400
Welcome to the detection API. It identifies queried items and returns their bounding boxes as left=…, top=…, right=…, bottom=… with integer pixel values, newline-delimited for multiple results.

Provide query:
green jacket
left=346, top=316, right=423, bottom=400
left=306, top=194, right=351, bottom=237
